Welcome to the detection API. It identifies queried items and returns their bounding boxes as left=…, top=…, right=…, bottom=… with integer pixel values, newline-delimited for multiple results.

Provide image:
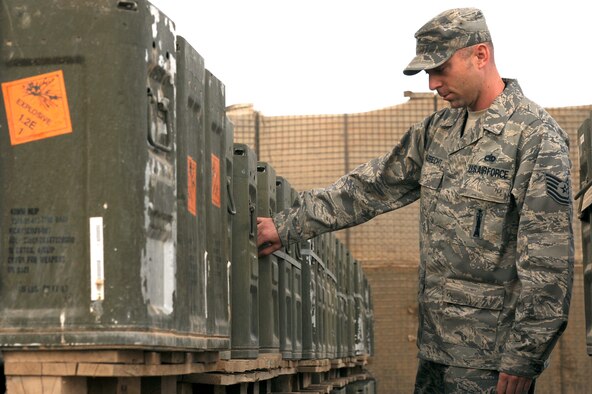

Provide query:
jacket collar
left=440, top=79, right=523, bottom=128
left=481, top=78, right=524, bottom=135
left=442, top=79, right=524, bottom=153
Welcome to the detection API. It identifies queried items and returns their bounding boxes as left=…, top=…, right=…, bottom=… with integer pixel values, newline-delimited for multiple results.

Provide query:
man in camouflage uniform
left=257, top=8, right=573, bottom=394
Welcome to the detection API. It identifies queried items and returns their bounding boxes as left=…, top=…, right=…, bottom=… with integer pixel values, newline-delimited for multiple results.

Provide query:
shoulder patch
left=545, top=173, right=570, bottom=206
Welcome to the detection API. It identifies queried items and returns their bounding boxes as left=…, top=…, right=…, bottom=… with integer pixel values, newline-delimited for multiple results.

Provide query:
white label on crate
left=89, top=217, right=105, bottom=301
left=204, top=251, right=209, bottom=319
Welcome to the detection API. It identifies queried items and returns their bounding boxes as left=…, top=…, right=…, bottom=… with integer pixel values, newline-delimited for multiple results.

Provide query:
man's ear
left=474, top=43, right=490, bottom=68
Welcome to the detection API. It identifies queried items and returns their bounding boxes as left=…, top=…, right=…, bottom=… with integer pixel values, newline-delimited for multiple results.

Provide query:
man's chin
left=447, top=100, right=464, bottom=109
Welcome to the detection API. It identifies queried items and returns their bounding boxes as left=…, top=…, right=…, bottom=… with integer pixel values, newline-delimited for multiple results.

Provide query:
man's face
left=425, top=48, right=480, bottom=110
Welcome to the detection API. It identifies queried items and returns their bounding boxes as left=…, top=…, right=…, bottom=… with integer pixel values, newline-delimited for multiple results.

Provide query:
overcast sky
left=150, top=0, right=592, bottom=116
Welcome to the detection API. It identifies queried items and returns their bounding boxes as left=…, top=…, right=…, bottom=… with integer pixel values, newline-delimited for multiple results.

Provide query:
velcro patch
left=545, top=173, right=570, bottom=206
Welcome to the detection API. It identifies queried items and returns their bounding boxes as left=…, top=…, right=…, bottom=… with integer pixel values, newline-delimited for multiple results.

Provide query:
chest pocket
left=419, top=155, right=445, bottom=190
left=460, top=165, right=512, bottom=203
left=459, top=131, right=516, bottom=204
left=458, top=163, right=513, bottom=251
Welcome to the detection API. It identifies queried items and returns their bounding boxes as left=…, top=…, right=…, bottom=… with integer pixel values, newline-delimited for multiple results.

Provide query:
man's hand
left=496, top=372, right=532, bottom=394
left=257, top=217, right=282, bottom=257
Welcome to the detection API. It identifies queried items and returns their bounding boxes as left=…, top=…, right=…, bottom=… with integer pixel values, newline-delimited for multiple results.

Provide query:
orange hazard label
left=187, top=156, right=197, bottom=216
left=2, top=70, right=73, bottom=145
left=211, top=154, right=221, bottom=208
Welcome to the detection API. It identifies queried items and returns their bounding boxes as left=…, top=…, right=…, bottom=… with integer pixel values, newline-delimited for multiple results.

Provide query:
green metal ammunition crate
left=257, top=162, right=280, bottom=354
left=314, top=238, right=327, bottom=359
left=0, top=0, right=202, bottom=349
left=335, top=239, right=349, bottom=358
left=346, top=251, right=357, bottom=357
left=363, top=275, right=375, bottom=357
left=577, top=114, right=592, bottom=355
left=175, top=36, right=209, bottom=343
left=353, top=260, right=367, bottom=356
left=325, top=233, right=338, bottom=359
left=276, top=176, right=304, bottom=359
left=204, top=70, right=231, bottom=348
left=231, top=143, right=259, bottom=359
left=301, top=238, right=320, bottom=359
left=291, top=186, right=304, bottom=359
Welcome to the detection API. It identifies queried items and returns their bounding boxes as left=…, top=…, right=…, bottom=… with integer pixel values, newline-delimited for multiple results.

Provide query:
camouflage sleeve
left=501, top=121, right=574, bottom=377
left=272, top=123, right=427, bottom=246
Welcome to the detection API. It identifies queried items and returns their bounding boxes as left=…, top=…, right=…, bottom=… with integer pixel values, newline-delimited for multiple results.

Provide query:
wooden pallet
left=4, top=349, right=220, bottom=377
left=268, top=373, right=370, bottom=394
left=296, top=359, right=331, bottom=373
left=4, top=349, right=219, bottom=394
left=183, top=353, right=291, bottom=386
left=3, top=350, right=373, bottom=394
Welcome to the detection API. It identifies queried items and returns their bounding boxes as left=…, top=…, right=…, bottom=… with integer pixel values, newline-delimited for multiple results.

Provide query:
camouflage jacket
left=273, top=79, right=574, bottom=377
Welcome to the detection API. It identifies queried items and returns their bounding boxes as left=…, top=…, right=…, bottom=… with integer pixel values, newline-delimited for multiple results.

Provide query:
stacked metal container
left=291, top=186, right=304, bottom=359
left=204, top=70, right=232, bottom=348
left=314, top=236, right=327, bottom=359
left=335, top=239, right=350, bottom=358
left=0, top=0, right=194, bottom=349
left=275, top=176, right=303, bottom=359
left=325, top=233, right=339, bottom=360
left=363, top=275, right=375, bottom=357
left=577, top=112, right=592, bottom=355
left=301, top=238, right=320, bottom=359
left=176, top=36, right=210, bottom=344
left=353, top=259, right=367, bottom=356
left=257, top=162, right=280, bottom=354
left=230, top=144, right=259, bottom=358
left=345, top=251, right=357, bottom=357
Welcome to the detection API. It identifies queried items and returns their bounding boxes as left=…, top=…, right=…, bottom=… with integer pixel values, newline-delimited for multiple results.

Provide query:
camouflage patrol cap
left=403, top=8, right=492, bottom=76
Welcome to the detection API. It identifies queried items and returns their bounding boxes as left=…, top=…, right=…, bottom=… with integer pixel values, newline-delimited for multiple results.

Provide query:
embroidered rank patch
left=545, top=173, right=570, bottom=206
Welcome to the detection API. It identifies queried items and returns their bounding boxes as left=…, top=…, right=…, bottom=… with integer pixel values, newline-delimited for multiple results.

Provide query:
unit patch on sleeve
left=545, top=173, right=570, bottom=206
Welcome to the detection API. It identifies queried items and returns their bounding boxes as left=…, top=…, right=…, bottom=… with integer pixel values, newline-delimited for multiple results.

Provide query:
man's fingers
left=496, top=373, right=508, bottom=394
left=497, top=373, right=532, bottom=394
left=258, top=242, right=279, bottom=257
left=256, top=216, right=282, bottom=256
left=256, top=217, right=270, bottom=246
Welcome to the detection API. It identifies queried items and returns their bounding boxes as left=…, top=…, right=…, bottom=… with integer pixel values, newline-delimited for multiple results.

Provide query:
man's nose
left=428, top=74, right=442, bottom=91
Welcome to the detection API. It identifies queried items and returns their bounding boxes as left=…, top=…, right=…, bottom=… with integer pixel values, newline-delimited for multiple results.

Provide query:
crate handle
left=117, top=1, right=138, bottom=11
left=147, top=89, right=173, bottom=152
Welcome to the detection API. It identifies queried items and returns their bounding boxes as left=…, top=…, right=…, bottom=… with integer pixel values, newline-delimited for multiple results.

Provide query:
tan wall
left=228, top=97, right=592, bottom=393
left=362, top=263, right=590, bottom=393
